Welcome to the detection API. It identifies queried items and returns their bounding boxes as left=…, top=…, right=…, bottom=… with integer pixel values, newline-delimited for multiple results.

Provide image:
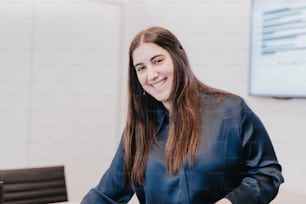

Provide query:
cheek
left=165, top=69, right=174, bottom=82
left=164, top=62, right=174, bottom=77
left=136, top=73, right=146, bottom=86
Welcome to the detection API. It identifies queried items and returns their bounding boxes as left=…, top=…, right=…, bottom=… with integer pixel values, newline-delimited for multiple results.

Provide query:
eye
left=153, top=57, right=163, bottom=65
left=136, top=65, right=145, bottom=72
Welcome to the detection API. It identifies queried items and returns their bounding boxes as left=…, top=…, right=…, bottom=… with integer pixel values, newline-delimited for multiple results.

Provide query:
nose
left=147, top=67, right=158, bottom=81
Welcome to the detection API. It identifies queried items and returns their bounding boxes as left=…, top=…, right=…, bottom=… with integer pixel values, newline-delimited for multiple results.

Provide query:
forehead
left=132, top=43, right=169, bottom=64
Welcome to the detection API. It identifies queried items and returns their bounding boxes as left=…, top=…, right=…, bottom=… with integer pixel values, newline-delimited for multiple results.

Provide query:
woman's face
left=133, top=43, right=174, bottom=110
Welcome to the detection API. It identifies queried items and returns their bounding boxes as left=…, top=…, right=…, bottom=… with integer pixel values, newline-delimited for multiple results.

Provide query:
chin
left=150, top=93, right=171, bottom=103
left=157, top=97, right=170, bottom=103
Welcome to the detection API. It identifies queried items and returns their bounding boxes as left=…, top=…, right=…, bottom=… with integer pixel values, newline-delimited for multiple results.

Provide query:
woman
left=81, top=26, right=284, bottom=204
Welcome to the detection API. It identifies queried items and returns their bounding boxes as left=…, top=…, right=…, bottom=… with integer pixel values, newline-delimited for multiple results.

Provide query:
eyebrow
left=134, top=54, right=163, bottom=67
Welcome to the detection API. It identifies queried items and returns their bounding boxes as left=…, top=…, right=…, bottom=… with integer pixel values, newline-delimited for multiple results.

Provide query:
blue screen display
left=249, top=0, right=306, bottom=98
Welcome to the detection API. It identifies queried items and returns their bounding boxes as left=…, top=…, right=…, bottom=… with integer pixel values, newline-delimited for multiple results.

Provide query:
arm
left=224, top=100, right=284, bottom=204
left=81, top=136, right=134, bottom=204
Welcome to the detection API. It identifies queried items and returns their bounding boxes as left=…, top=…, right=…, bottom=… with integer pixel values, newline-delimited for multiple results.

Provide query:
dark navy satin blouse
left=81, top=94, right=284, bottom=204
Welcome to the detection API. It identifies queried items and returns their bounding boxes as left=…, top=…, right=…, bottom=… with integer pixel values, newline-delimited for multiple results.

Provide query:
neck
left=162, top=101, right=172, bottom=114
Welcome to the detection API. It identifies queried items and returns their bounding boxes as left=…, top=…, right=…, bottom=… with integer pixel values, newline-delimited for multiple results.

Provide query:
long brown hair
left=125, top=26, right=226, bottom=185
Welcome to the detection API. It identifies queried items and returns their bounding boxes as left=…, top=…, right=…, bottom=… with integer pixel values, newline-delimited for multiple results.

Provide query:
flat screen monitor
left=249, top=0, right=306, bottom=98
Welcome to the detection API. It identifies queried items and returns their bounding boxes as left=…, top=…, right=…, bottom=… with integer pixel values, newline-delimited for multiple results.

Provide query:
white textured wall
left=0, top=0, right=125, bottom=201
left=0, top=0, right=33, bottom=168
left=28, top=0, right=124, bottom=200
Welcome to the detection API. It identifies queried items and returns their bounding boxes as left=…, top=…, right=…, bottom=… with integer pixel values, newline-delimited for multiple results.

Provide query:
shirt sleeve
left=80, top=135, right=134, bottom=204
left=225, top=100, right=284, bottom=204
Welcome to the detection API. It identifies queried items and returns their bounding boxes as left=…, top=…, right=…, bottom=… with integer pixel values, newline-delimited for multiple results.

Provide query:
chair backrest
left=0, top=165, right=68, bottom=204
left=0, top=181, right=3, bottom=204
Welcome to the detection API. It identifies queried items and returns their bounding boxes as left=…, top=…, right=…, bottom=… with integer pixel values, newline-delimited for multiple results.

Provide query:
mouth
left=151, top=78, right=167, bottom=88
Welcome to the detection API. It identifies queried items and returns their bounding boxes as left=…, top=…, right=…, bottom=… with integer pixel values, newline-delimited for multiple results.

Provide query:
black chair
left=0, top=165, right=68, bottom=204
left=0, top=181, right=3, bottom=204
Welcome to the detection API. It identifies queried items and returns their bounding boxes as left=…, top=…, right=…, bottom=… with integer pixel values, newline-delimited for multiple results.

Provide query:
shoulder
left=199, top=92, right=247, bottom=118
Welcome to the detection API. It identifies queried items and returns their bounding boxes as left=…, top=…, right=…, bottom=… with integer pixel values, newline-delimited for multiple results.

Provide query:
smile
left=151, top=78, right=167, bottom=88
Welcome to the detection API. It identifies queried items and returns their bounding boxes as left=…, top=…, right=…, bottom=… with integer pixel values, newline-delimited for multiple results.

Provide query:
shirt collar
left=155, top=103, right=169, bottom=133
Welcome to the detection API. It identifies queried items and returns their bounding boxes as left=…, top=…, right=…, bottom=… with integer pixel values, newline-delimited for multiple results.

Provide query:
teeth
left=152, top=79, right=165, bottom=87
